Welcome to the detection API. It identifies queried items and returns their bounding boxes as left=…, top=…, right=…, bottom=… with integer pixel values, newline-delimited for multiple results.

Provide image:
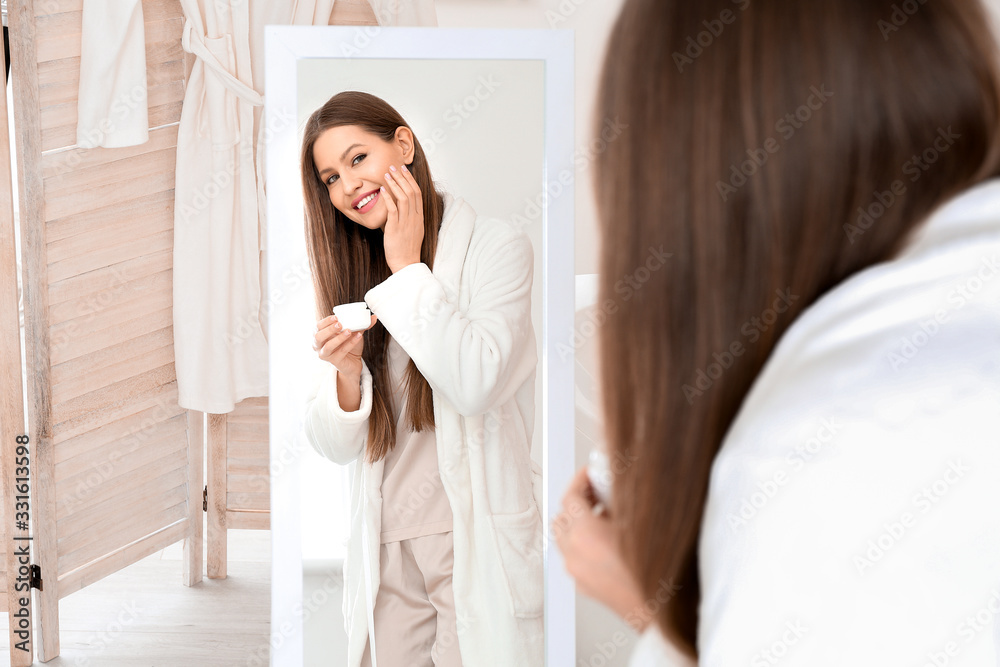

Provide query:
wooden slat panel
left=227, top=457, right=268, bottom=476
left=49, top=260, right=173, bottom=332
left=49, top=262, right=171, bottom=331
left=37, top=57, right=81, bottom=90
left=40, top=82, right=183, bottom=140
left=48, top=229, right=172, bottom=284
left=36, top=32, right=81, bottom=64
left=144, top=48, right=185, bottom=88
left=57, top=461, right=187, bottom=534
left=143, top=0, right=184, bottom=24
left=47, top=227, right=172, bottom=285
left=227, top=512, right=269, bottom=530
left=227, top=421, right=269, bottom=442
left=58, top=502, right=186, bottom=574
left=227, top=492, right=268, bottom=512
left=42, top=99, right=182, bottom=153
left=227, top=440, right=269, bottom=461
left=53, top=389, right=183, bottom=451
left=35, top=12, right=82, bottom=40
left=55, top=416, right=186, bottom=492
left=52, top=342, right=174, bottom=411
left=45, top=147, right=177, bottom=205
left=227, top=473, right=268, bottom=495
left=52, top=362, right=175, bottom=424
left=54, top=382, right=180, bottom=445
left=149, top=100, right=183, bottom=127
left=38, top=58, right=183, bottom=111
left=47, top=251, right=170, bottom=307
left=146, top=17, right=185, bottom=48
left=50, top=305, right=172, bottom=367
left=56, top=454, right=187, bottom=527
left=57, top=475, right=187, bottom=545
left=38, top=79, right=78, bottom=109
left=45, top=187, right=173, bottom=239
left=57, top=520, right=187, bottom=599
left=44, top=169, right=174, bottom=220
left=51, top=327, right=172, bottom=387
left=42, top=123, right=178, bottom=183
left=331, top=0, right=379, bottom=24
left=35, top=0, right=83, bottom=17
left=47, top=208, right=173, bottom=264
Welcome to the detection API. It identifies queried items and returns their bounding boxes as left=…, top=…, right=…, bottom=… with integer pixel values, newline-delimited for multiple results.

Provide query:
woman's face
left=312, top=124, right=414, bottom=231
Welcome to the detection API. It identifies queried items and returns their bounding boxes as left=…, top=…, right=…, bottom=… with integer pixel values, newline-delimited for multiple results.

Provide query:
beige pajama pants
left=360, top=531, right=464, bottom=667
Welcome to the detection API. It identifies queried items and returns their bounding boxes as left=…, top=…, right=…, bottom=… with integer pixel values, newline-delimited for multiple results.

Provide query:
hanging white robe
left=76, top=0, right=149, bottom=148
left=173, top=0, right=268, bottom=413
left=173, top=0, right=438, bottom=413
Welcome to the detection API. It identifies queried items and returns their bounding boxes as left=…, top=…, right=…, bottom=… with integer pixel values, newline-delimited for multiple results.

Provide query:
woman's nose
left=341, top=171, right=363, bottom=194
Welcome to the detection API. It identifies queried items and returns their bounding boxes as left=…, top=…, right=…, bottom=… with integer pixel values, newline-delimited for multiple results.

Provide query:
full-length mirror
left=266, top=28, right=574, bottom=667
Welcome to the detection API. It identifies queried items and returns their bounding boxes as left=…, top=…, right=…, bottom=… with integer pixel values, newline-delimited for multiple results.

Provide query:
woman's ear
left=395, top=126, right=415, bottom=165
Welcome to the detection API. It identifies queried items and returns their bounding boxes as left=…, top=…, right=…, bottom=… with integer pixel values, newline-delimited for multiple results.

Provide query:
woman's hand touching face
left=312, top=313, right=378, bottom=382
left=380, top=163, right=424, bottom=274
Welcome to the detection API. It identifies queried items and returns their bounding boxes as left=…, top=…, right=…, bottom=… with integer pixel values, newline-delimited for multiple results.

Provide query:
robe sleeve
left=302, top=359, right=373, bottom=465
left=76, top=0, right=149, bottom=148
left=364, top=224, right=535, bottom=417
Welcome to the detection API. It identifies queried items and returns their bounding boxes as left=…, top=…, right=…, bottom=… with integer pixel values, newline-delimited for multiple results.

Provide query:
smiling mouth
left=353, top=189, right=379, bottom=211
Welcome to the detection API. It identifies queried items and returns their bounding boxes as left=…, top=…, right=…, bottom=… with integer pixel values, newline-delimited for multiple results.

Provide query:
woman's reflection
left=300, top=91, right=543, bottom=667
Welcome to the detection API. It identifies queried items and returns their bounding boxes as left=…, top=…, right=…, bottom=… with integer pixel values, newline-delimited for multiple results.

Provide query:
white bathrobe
left=629, top=178, right=1000, bottom=665
left=304, top=192, right=544, bottom=667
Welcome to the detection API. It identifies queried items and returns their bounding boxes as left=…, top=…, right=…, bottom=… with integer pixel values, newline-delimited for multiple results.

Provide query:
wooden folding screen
left=0, top=22, right=35, bottom=666
left=207, top=397, right=270, bottom=579
left=9, top=0, right=202, bottom=660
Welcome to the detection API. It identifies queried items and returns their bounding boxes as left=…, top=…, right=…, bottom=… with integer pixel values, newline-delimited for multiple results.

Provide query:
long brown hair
left=301, top=91, right=445, bottom=464
left=595, top=0, right=1000, bottom=656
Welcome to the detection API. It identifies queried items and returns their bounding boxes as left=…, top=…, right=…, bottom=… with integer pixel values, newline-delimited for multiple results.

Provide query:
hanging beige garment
left=173, top=0, right=438, bottom=413
left=173, top=0, right=268, bottom=413
left=76, top=0, right=149, bottom=148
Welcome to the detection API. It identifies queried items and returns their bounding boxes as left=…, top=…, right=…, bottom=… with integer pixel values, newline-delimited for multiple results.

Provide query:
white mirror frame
left=265, top=26, right=575, bottom=666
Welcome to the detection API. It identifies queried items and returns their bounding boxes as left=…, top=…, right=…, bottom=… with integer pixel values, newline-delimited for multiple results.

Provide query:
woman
left=301, top=91, right=543, bottom=667
left=555, top=1, right=1000, bottom=665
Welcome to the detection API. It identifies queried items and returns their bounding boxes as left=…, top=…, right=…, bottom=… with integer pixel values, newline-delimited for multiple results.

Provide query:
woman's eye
left=326, top=173, right=339, bottom=185
left=352, top=153, right=366, bottom=165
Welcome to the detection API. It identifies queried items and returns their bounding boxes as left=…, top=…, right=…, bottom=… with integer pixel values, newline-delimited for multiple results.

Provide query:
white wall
left=436, top=0, right=626, bottom=276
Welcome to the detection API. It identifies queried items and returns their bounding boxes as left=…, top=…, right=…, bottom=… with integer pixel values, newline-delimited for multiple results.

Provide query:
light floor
left=0, top=528, right=270, bottom=666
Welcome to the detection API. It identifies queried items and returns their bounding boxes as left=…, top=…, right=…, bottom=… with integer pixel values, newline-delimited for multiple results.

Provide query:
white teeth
left=355, top=192, right=376, bottom=209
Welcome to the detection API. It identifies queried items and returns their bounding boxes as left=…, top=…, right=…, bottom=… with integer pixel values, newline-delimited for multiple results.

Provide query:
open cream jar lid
left=332, top=302, right=372, bottom=331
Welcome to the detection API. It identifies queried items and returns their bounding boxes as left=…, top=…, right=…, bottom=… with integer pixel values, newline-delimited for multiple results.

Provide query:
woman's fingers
left=317, top=328, right=357, bottom=360
left=399, top=163, right=423, bottom=218
left=380, top=184, right=398, bottom=227
left=562, top=465, right=596, bottom=511
left=384, top=168, right=410, bottom=221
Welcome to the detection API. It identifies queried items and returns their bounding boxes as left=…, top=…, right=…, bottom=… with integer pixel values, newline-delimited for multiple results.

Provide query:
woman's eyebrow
left=317, top=143, right=366, bottom=179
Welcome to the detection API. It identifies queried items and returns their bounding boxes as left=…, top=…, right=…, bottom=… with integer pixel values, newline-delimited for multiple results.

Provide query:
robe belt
left=181, top=19, right=263, bottom=107
left=179, top=17, right=269, bottom=250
